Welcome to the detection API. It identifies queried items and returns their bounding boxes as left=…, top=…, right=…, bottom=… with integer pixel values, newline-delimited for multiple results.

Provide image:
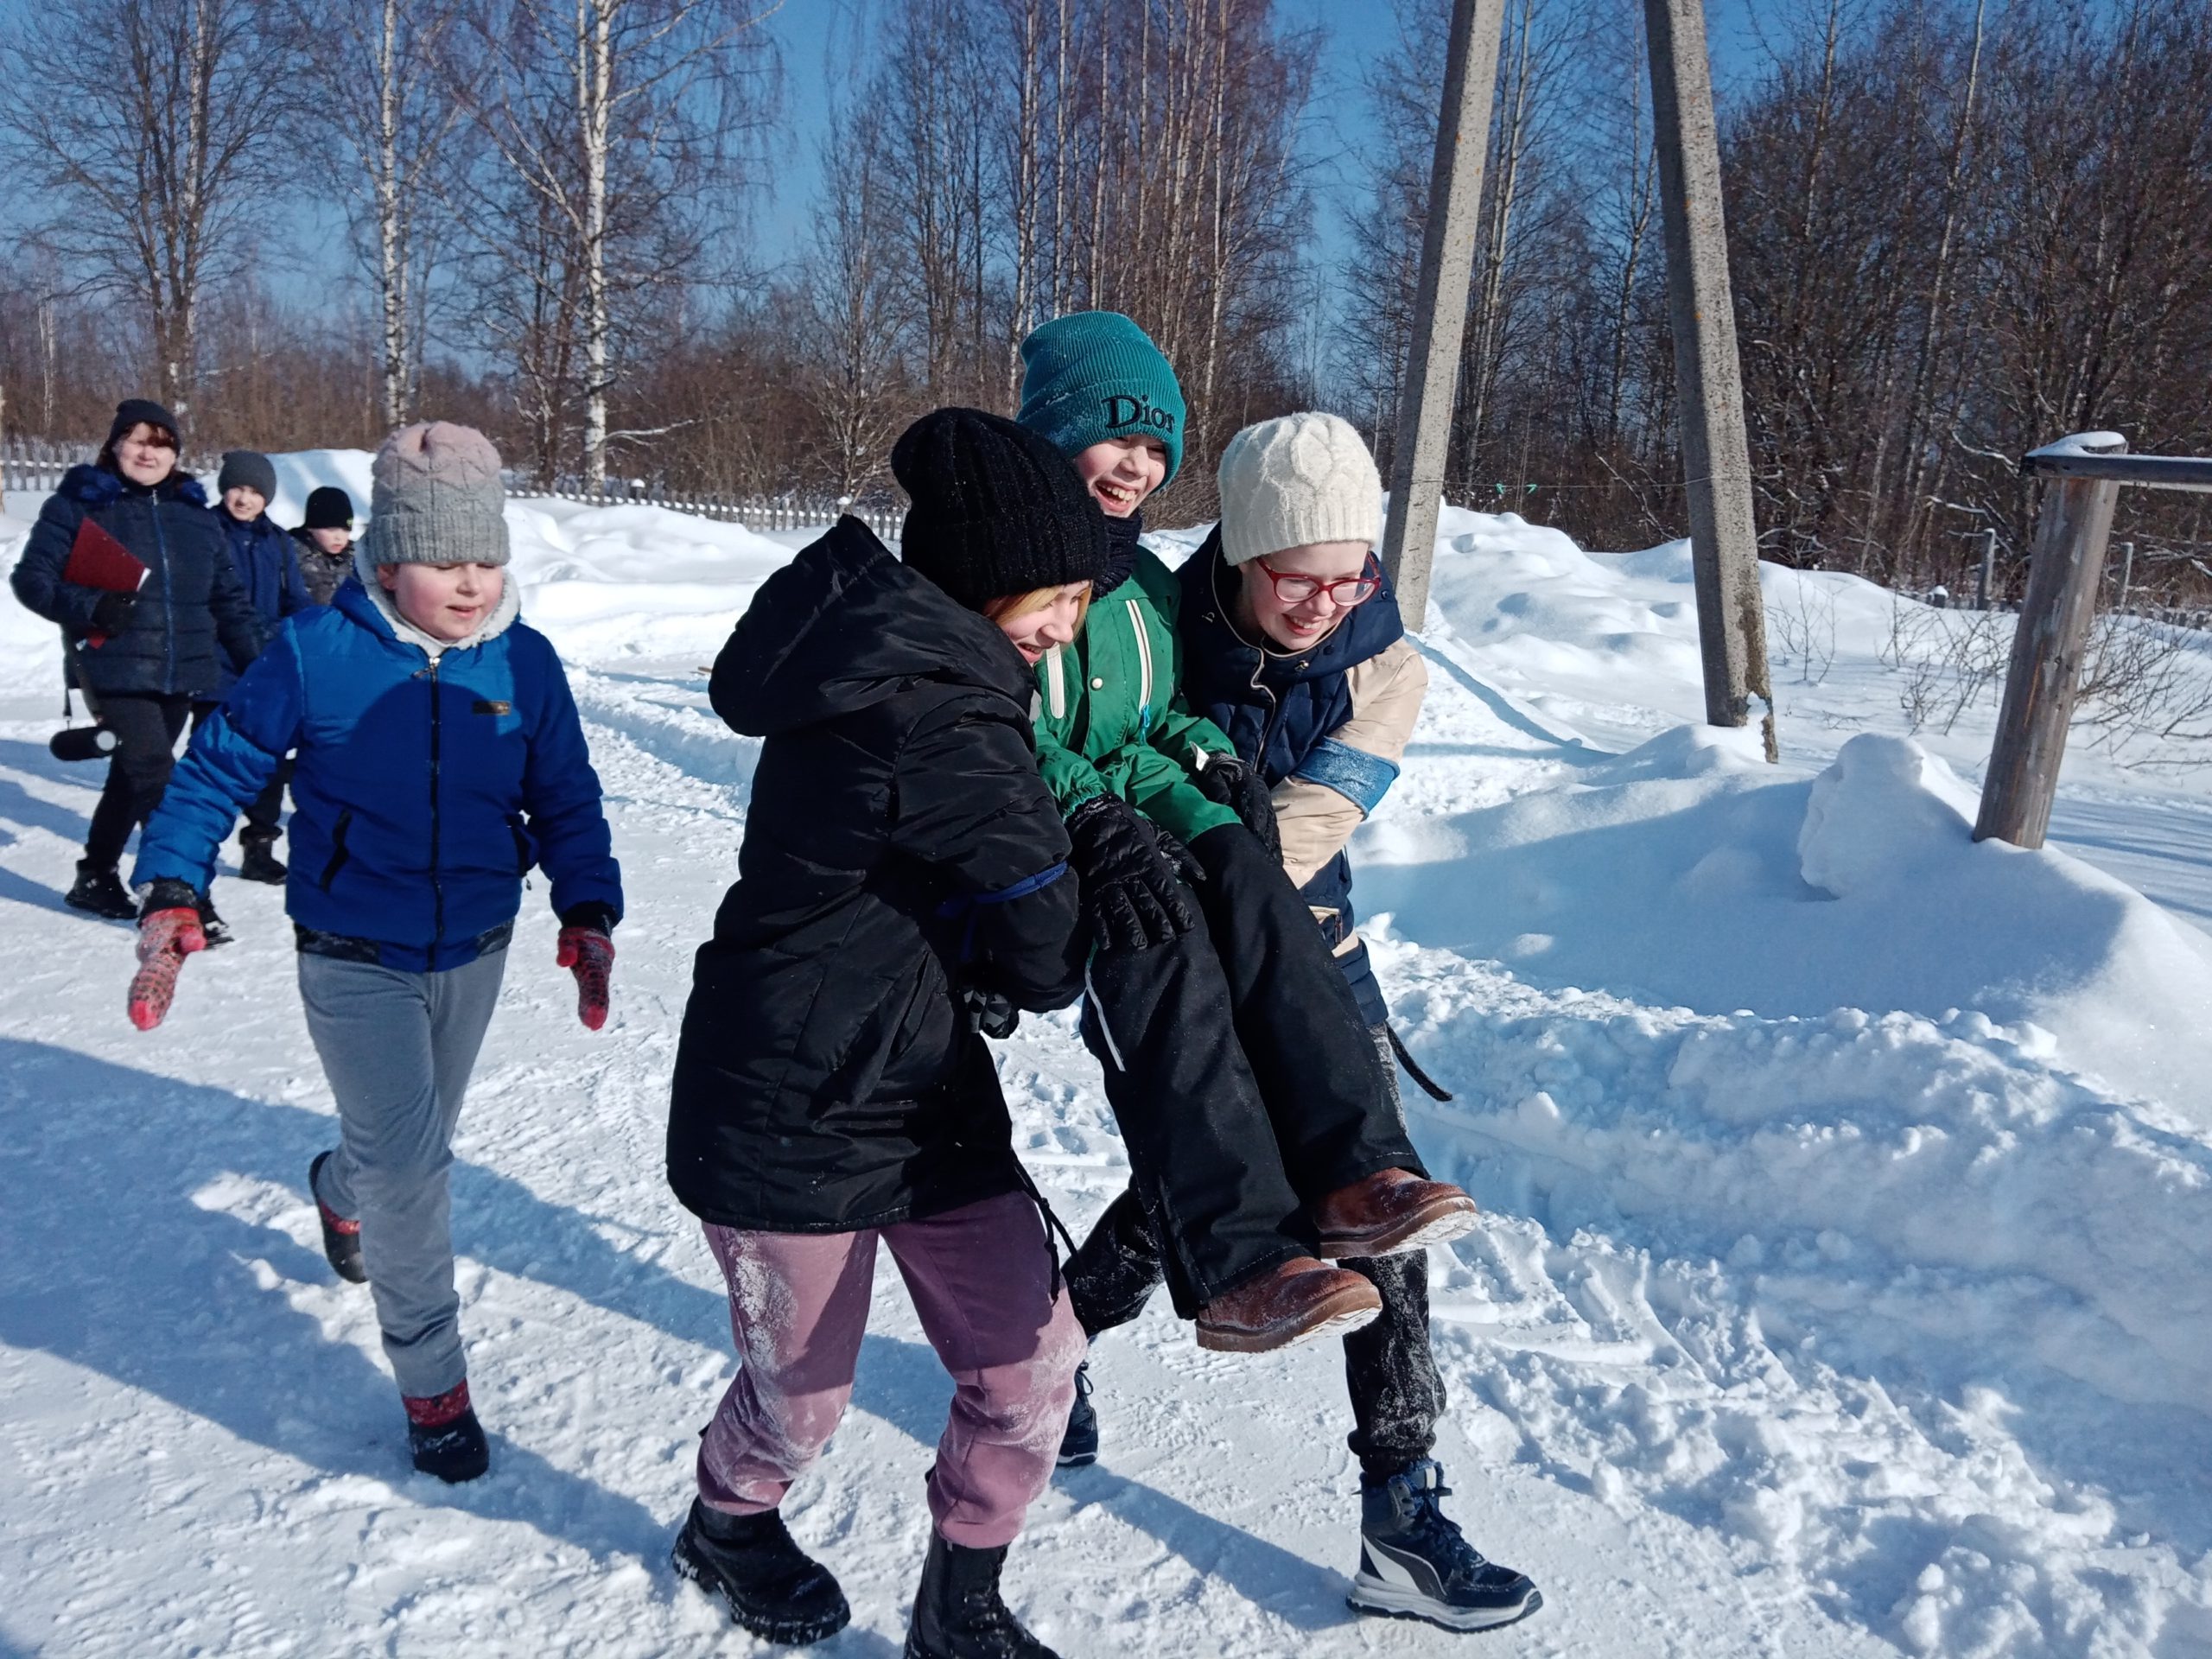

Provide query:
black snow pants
left=84, top=693, right=192, bottom=870
left=1077, top=821, right=1421, bottom=1316
left=1067, top=1025, right=1447, bottom=1481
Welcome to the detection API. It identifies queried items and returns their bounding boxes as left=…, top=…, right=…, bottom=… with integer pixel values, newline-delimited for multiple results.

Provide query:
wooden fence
left=2, top=435, right=220, bottom=501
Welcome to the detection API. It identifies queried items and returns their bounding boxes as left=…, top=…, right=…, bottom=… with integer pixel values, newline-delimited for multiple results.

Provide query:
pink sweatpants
left=697, top=1190, right=1086, bottom=1549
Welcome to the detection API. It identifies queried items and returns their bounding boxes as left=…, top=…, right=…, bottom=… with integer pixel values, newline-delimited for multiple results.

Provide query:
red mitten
left=556, top=926, right=614, bottom=1031
left=129, top=907, right=207, bottom=1030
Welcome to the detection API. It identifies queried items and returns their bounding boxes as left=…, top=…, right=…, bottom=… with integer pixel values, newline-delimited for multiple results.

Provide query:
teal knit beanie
left=1016, top=312, right=1186, bottom=486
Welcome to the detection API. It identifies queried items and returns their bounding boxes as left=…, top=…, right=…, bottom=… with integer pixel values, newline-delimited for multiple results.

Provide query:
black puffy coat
left=667, top=518, right=1085, bottom=1232
left=10, top=464, right=264, bottom=697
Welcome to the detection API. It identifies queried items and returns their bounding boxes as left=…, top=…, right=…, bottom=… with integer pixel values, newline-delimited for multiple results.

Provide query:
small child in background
left=206, top=449, right=311, bottom=888
left=129, top=422, right=623, bottom=1484
left=291, top=486, right=358, bottom=606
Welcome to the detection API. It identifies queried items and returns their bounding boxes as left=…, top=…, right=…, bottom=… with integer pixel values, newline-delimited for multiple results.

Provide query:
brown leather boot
left=1195, top=1256, right=1383, bottom=1353
left=1313, top=1169, right=1480, bottom=1261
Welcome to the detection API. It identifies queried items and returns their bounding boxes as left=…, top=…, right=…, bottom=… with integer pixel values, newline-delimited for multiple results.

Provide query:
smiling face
left=112, top=423, right=175, bottom=487
left=222, top=485, right=265, bottom=522
left=1235, top=539, right=1376, bottom=651
left=988, top=582, right=1090, bottom=665
left=378, top=562, right=504, bottom=642
left=1071, top=437, right=1168, bottom=518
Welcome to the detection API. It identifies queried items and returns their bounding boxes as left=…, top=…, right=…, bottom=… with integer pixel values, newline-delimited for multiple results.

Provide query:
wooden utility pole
left=1644, top=0, right=1776, bottom=756
left=1975, top=434, right=2126, bottom=849
left=1376, top=0, right=1508, bottom=626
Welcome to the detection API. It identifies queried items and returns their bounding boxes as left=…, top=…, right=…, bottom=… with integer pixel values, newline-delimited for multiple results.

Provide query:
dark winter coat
left=10, top=464, right=265, bottom=697
left=211, top=512, right=313, bottom=698
left=134, top=563, right=623, bottom=973
left=1177, top=528, right=1428, bottom=1026
left=290, top=526, right=354, bottom=607
left=667, top=517, right=1086, bottom=1233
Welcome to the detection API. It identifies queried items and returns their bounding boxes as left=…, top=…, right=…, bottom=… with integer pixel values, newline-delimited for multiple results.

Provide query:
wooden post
left=1974, top=434, right=2126, bottom=849
left=1645, top=0, right=1776, bottom=757
left=2117, top=540, right=2135, bottom=612
left=1978, top=526, right=1997, bottom=610
left=1376, top=0, right=1509, bottom=627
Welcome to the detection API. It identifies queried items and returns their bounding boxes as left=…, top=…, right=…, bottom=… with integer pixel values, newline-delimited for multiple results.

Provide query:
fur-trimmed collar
left=351, top=544, right=522, bottom=658
left=61, top=462, right=207, bottom=509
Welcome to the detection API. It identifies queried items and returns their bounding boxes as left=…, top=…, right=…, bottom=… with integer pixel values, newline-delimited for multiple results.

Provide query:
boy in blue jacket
left=128, top=423, right=624, bottom=1484
left=205, top=449, right=313, bottom=887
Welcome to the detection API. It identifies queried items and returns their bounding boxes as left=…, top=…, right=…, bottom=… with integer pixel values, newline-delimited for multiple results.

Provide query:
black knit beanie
left=892, top=407, right=1112, bottom=610
left=105, top=397, right=179, bottom=450
left=302, top=486, right=355, bottom=531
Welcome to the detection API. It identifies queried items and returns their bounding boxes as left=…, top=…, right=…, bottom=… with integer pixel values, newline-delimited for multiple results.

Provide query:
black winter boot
left=905, top=1531, right=1058, bottom=1658
left=238, top=832, right=287, bottom=884
left=66, top=861, right=137, bottom=920
left=671, top=1497, right=851, bottom=1644
left=1347, top=1460, right=1541, bottom=1632
left=196, top=894, right=233, bottom=947
left=404, top=1384, right=489, bottom=1484
left=308, top=1152, right=366, bottom=1284
left=1055, top=1361, right=1097, bottom=1467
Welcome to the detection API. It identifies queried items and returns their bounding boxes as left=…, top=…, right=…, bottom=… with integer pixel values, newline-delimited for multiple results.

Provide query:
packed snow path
left=5, top=483, right=2212, bottom=1656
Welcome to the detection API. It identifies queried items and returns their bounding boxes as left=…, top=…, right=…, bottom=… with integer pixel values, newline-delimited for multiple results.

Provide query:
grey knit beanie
left=362, top=422, right=511, bottom=568
left=1216, top=412, right=1382, bottom=568
left=217, top=450, right=277, bottom=502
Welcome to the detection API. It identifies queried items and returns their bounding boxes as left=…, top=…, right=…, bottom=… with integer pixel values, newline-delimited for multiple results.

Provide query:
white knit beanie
left=1216, top=411, right=1382, bottom=568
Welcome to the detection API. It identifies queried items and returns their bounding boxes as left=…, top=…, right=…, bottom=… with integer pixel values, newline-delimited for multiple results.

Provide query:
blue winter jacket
left=1176, top=528, right=1422, bottom=1026
left=10, top=464, right=264, bottom=697
left=212, top=512, right=313, bottom=698
left=135, top=570, right=623, bottom=972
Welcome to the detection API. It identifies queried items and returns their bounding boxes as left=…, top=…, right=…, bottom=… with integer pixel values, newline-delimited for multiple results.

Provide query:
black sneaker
left=196, top=896, right=233, bottom=948
left=238, top=836, right=287, bottom=884
left=1347, top=1460, right=1541, bottom=1632
left=904, top=1531, right=1058, bottom=1658
left=671, top=1497, right=852, bottom=1645
left=405, top=1386, right=489, bottom=1483
left=308, top=1152, right=366, bottom=1284
left=66, top=861, right=137, bottom=920
left=1057, top=1360, right=1097, bottom=1467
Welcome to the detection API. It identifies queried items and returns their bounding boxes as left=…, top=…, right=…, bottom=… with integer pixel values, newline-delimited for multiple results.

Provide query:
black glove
left=1065, top=795, right=1199, bottom=952
left=91, top=592, right=138, bottom=634
left=1194, top=754, right=1281, bottom=863
left=960, top=985, right=1020, bottom=1039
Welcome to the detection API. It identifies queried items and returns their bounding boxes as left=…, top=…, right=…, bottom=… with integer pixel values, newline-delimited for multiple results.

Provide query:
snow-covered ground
left=4, top=461, right=2211, bottom=1657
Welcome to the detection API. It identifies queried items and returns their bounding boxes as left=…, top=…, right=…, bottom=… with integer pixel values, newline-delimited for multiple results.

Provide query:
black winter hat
left=302, top=486, right=354, bottom=531
left=105, top=397, right=180, bottom=448
left=218, top=449, right=277, bottom=502
left=891, top=407, right=1111, bottom=610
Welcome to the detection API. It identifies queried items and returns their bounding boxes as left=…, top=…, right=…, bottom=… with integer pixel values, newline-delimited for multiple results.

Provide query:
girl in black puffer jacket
left=10, top=399, right=264, bottom=918
left=664, top=410, right=1103, bottom=1659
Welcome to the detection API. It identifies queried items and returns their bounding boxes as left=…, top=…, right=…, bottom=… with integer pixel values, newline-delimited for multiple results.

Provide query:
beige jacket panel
left=1273, top=637, right=1428, bottom=889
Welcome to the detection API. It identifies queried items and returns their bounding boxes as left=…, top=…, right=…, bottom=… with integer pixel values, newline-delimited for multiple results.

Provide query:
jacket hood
left=343, top=543, right=522, bottom=658
left=62, top=462, right=206, bottom=509
left=713, top=516, right=1033, bottom=738
left=1182, top=523, right=1405, bottom=685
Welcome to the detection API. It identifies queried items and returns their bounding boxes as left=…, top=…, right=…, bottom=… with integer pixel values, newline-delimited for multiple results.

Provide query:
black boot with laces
left=904, top=1530, right=1058, bottom=1658
left=1347, top=1459, right=1542, bottom=1632
left=671, top=1497, right=851, bottom=1645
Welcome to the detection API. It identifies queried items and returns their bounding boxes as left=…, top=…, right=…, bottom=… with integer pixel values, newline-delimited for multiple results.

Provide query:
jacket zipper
left=150, top=494, right=174, bottom=690
left=428, top=658, right=444, bottom=968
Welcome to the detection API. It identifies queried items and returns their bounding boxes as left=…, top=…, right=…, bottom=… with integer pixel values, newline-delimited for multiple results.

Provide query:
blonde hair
left=983, top=583, right=1091, bottom=632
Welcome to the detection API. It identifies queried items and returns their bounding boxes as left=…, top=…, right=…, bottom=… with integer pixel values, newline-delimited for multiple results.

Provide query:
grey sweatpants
left=300, top=948, right=507, bottom=1400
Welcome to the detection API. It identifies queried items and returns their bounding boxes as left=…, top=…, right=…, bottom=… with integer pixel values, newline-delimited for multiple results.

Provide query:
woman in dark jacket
left=9, top=399, right=264, bottom=918
left=665, top=410, right=1101, bottom=1659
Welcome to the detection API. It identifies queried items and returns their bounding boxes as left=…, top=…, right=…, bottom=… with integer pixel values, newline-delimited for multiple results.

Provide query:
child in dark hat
left=292, top=485, right=357, bottom=606
left=202, top=449, right=311, bottom=885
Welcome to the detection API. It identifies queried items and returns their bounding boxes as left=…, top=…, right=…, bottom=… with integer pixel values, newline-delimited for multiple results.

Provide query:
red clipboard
left=64, top=518, right=149, bottom=647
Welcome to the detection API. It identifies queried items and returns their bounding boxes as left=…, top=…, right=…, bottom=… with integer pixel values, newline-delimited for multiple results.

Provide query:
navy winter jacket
left=134, top=569, right=623, bottom=972
left=212, top=512, right=313, bottom=698
left=1177, top=529, right=1421, bottom=1026
left=10, top=464, right=265, bottom=697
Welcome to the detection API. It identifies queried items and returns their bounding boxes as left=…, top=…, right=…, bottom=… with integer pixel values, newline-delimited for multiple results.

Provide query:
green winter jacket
left=1034, top=546, right=1239, bottom=843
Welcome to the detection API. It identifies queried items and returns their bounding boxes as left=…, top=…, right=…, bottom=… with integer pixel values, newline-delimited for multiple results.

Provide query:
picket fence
left=3, top=437, right=900, bottom=542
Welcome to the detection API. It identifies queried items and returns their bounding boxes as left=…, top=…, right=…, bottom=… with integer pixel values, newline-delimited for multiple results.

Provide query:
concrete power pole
left=1376, top=0, right=1508, bottom=627
left=1644, top=0, right=1777, bottom=756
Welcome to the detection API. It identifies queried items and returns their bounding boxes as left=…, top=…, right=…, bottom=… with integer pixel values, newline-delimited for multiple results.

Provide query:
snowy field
left=4, top=454, right=2212, bottom=1657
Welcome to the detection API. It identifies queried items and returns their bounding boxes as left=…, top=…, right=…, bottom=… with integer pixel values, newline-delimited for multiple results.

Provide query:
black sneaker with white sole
left=1348, top=1460, right=1542, bottom=1633
left=1057, top=1360, right=1097, bottom=1467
